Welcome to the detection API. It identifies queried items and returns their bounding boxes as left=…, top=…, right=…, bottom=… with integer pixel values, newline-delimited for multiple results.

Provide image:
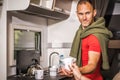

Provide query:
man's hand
left=69, top=63, right=82, bottom=80
left=59, top=67, right=73, bottom=77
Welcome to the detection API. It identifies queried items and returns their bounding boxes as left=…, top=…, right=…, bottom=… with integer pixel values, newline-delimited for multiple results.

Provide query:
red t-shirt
left=81, top=34, right=103, bottom=80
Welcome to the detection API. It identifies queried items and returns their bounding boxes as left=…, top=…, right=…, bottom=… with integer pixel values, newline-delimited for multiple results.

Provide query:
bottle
left=59, top=54, right=64, bottom=68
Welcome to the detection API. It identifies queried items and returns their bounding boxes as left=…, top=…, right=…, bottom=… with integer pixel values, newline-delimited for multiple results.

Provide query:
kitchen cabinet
left=54, top=0, right=72, bottom=14
left=21, top=0, right=73, bottom=20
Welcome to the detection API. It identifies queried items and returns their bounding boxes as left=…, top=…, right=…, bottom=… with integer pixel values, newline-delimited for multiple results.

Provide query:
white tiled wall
left=47, top=0, right=79, bottom=67
left=47, top=48, right=71, bottom=67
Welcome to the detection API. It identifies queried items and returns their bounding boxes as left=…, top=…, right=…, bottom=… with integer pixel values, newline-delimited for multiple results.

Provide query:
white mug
left=49, top=67, right=57, bottom=76
left=62, top=57, right=76, bottom=71
left=35, top=70, right=44, bottom=80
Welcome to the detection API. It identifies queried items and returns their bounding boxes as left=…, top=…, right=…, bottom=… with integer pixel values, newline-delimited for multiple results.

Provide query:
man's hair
left=77, top=0, right=95, bottom=9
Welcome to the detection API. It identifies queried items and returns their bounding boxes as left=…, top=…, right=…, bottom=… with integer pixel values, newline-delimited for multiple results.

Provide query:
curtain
left=91, top=0, right=110, bottom=18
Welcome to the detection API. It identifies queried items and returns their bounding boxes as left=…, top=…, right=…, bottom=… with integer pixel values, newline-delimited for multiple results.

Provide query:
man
left=59, top=0, right=113, bottom=80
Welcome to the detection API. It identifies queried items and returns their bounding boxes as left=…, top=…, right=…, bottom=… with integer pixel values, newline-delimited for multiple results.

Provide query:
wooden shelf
left=109, top=40, right=120, bottom=48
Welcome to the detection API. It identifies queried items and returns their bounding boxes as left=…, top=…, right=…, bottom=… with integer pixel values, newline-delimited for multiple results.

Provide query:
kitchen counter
left=7, top=74, right=71, bottom=80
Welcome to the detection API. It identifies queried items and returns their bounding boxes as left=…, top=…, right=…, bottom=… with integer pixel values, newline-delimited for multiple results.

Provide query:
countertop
left=7, top=74, right=71, bottom=80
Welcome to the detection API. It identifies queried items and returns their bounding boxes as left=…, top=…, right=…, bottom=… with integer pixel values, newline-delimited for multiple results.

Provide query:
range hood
left=18, top=3, right=70, bottom=20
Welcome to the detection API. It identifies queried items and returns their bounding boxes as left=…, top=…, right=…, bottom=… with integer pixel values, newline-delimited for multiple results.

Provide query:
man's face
left=76, top=2, right=96, bottom=28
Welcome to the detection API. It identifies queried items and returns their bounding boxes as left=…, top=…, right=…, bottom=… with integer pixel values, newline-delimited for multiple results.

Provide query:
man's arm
left=69, top=63, right=91, bottom=80
left=79, top=51, right=101, bottom=74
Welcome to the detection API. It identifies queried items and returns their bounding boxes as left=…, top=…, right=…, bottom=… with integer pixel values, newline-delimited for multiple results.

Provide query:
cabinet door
left=30, top=0, right=41, bottom=5
left=41, top=0, right=54, bottom=9
left=53, top=0, right=73, bottom=14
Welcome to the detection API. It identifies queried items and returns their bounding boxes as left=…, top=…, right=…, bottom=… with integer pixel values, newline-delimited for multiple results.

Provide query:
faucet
left=49, top=52, right=59, bottom=68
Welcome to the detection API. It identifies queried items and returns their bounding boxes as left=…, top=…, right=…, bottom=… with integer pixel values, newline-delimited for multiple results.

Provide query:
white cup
left=62, top=57, right=76, bottom=71
left=35, top=70, right=44, bottom=80
left=49, top=67, right=57, bottom=76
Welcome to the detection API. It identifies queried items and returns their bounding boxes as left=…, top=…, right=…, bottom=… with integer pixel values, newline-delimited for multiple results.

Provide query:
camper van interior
left=5, top=0, right=120, bottom=80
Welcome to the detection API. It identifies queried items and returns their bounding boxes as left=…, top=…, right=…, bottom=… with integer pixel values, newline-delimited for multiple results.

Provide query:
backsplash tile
left=47, top=43, right=72, bottom=48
